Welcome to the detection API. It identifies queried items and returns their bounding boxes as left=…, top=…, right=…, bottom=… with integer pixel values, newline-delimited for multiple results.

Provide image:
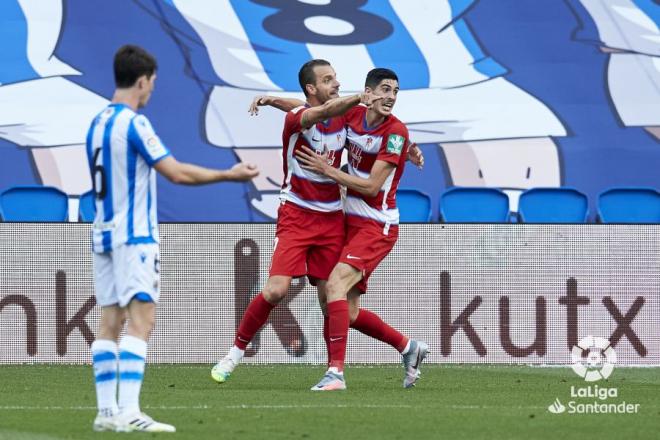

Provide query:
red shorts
left=339, top=217, right=399, bottom=293
left=269, top=202, right=344, bottom=282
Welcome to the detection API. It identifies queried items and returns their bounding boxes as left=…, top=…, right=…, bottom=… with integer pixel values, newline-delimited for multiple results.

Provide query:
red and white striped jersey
left=343, top=106, right=409, bottom=227
left=280, top=105, right=349, bottom=212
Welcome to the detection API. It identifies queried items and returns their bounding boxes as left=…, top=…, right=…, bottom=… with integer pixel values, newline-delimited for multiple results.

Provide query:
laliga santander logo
left=571, top=336, right=617, bottom=382
left=547, top=336, right=639, bottom=415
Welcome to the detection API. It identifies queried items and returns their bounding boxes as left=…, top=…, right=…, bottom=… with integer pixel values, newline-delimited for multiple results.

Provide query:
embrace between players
left=211, top=59, right=429, bottom=392
left=88, top=45, right=426, bottom=433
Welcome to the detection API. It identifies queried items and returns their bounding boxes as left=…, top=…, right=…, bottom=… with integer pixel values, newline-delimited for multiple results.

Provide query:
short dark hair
left=298, top=59, right=331, bottom=97
left=113, top=45, right=158, bottom=88
left=365, top=68, right=398, bottom=90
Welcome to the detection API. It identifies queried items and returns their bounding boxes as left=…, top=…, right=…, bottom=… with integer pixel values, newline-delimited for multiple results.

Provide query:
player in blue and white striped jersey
left=88, top=45, right=258, bottom=433
left=87, top=106, right=169, bottom=253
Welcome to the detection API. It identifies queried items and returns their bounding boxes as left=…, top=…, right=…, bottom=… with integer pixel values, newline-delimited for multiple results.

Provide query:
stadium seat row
left=0, top=186, right=93, bottom=222
left=398, top=187, right=660, bottom=223
left=0, top=185, right=659, bottom=223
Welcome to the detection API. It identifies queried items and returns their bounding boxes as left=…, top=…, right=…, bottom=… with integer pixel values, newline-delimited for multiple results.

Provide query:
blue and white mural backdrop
left=1, top=0, right=658, bottom=221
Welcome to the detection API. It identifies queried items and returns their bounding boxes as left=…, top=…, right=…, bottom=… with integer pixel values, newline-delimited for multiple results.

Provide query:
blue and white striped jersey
left=86, top=104, right=171, bottom=253
left=0, top=0, right=79, bottom=85
left=166, top=0, right=505, bottom=91
left=568, top=0, right=660, bottom=56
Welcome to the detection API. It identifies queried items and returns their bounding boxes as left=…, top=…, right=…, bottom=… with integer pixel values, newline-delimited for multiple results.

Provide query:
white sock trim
left=400, top=340, right=412, bottom=355
left=91, top=339, right=118, bottom=353
left=228, top=346, right=245, bottom=364
left=119, top=335, right=147, bottom=358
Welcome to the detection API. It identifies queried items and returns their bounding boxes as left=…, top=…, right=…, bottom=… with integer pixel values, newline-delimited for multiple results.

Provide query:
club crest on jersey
left=387, top=134, right=404, bottom=155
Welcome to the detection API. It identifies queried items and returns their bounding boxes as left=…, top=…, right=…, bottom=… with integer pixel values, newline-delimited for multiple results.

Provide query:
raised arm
left=248, top=95, right=305, bottom=115
left=154, top=156, right=259, bottom=185
left=300, top=93, right=382, bottom=129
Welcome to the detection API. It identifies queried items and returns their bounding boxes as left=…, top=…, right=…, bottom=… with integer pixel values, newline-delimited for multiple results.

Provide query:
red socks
left=234, top=293, right=275, bottom=350
left=237, top=296, right=405, bottom=369
left=351, top=309, right=408, bottom=352
left=326, top=300, right=349, bottom=371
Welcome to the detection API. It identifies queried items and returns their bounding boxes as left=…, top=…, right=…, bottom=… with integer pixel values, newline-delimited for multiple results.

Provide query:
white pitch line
left=224, top=404, right=414, bottom=409
left=0, top=404, right=410, bottom=410
left=0, top=404, right=547, bottom=411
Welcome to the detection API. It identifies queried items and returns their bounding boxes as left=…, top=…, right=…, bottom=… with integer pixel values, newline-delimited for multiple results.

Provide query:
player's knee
left=262, top=283, right=288, bottom=303
left=325, top=278, right=347, bottom=301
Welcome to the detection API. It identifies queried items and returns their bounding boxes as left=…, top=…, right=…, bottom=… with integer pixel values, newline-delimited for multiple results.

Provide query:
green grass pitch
left=1, top=364, right=658, bottom=439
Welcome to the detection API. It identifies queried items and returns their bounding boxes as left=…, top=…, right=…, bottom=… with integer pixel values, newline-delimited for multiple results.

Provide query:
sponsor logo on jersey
left=387, top=134, right=404, bottom=155
left=146, top=136, right=161, bottom=155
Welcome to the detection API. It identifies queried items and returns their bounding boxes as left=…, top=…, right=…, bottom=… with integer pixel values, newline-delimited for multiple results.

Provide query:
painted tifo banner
left=1, top=224, right=658, bottom=365
left=0, top=0, right=658, bottom=221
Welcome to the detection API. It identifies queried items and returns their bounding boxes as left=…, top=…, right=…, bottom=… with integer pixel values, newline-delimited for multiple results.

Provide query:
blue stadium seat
left=79, top=190, right=96, bottom=222
left=440, top=187, right=510, bottom=222
left=518, top=187, right=588, bottom=223
left=598, top=187, right=660, bottom=223
left=0, top=185, right=68, bottom=221
left=397, top=188, right=432, bottom=222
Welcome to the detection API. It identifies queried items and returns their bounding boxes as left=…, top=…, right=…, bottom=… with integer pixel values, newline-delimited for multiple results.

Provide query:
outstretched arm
left=295, top=145, right=393, bottom=197
left=300, top=93, right=382, bottom=129
left=248, top=95, right=305, bottom=115
left=155, top=156, right=259, bottom=185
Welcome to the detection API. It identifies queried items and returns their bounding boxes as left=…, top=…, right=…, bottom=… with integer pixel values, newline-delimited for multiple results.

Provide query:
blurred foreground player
left=88, top=45, right=258, bottom=433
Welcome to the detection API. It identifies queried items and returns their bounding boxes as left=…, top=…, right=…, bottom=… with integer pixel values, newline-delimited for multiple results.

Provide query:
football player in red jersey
left=211, top=60, right=381, bottom=384
left=256, top=68, right=428, bottom=391
left=296, top=68, right=429, bottom=391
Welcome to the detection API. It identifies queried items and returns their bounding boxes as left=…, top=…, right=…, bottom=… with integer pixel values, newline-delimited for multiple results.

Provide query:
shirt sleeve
left=284, top=105, right=308, bottom=135
left=127, top=115, right=171, bottom=166
left=376, top=123, right=409, bottom=167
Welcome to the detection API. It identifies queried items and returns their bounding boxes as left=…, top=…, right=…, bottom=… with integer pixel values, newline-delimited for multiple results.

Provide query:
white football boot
left=92, top=413, right=117, bottom=432
left=211, top=356, right=237, bottom=384
left=115, top=411, right=176, bottom=433
left=402, top=340, right=430, bottom=388
left=310, top=369, right=346, bottom=391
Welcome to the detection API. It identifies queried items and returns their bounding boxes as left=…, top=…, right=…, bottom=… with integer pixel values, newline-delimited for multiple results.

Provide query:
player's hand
left=248, top=95, right=270, bottom=116
left=229, top=162, right=259, bottom=181
left=359, top=91, right=383, bottom=108
left=407, top=142, right=424, bottom=169
left=295, top=145, right=331, bottom=176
